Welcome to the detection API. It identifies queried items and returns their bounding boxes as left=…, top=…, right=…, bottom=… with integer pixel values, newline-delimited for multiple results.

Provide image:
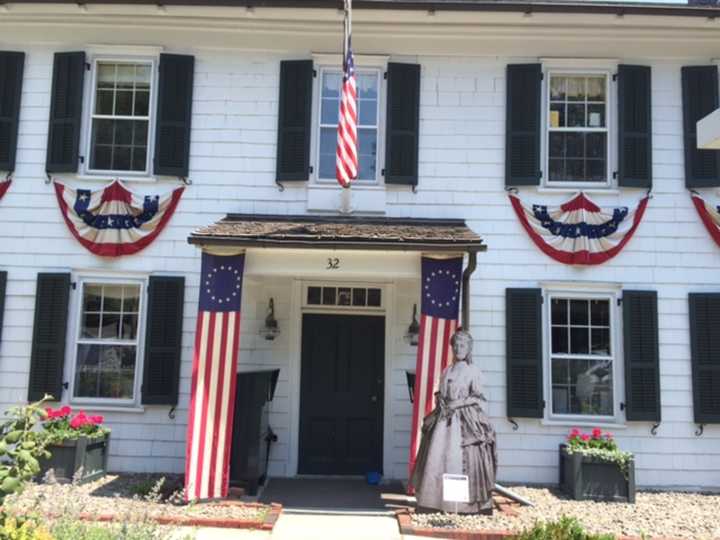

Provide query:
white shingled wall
left=0, top=8, right=718, bottom=488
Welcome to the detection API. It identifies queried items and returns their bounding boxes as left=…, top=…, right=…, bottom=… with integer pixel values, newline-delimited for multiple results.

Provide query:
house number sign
left=326, top=257, right=340, bottom=270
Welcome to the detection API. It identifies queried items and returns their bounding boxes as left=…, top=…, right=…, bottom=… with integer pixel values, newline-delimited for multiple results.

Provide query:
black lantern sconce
left=403, top=304, right=420, bottom=346
left=259, top=298, right=280, bottom=341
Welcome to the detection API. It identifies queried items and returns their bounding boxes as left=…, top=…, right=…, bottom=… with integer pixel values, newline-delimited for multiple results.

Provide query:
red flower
left=592, top=427, right=602, bottom=439
left=569, top=428, right=580, bottom=437
left=69, top=412, right=89, bottom=429
left=90, top=415, right=104, bottom=425
left=605, top=432, right=614, bottom=440
left=580, top=434, right=590, bottom=442
left=59, top=406, right=72, bottom=417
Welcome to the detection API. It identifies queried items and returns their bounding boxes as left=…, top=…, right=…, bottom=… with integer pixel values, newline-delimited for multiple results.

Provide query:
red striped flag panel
left=336, top=38, right=358, bottom=188
left=185, top=252, right=245, bottom=501
left=408, top=256, right=464, bottom=483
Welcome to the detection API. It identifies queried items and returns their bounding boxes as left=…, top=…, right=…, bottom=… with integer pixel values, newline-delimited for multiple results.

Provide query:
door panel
left=299, top=313, right=384, bottom=475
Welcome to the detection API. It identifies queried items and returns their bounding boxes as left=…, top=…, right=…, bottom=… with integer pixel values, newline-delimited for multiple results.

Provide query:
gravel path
left=5, top=473, right=268, bottom=523
left=410, top=487, right=720, bottom=539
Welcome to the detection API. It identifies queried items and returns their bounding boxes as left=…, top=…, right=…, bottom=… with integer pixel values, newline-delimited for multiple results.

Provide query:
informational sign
left=442, top=473, right=470, bottom=503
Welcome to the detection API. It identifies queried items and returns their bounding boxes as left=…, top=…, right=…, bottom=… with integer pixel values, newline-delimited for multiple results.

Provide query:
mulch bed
left=4, top=473, right=282, bottom=531
left=396, top=487, right=720, bottom=540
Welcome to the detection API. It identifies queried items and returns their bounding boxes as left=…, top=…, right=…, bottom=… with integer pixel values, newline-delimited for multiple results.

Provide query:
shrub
left=0, top=398, right=53, bottom=502
left=0, top=513, right=52, bottom=540
left=515, top=516, right=615, bottom=540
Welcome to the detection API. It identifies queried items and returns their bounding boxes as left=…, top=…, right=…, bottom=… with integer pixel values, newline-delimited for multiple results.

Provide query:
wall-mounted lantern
left=403, top=304, right=420, bottom=346
left=259, top=298, right=280, bottom=341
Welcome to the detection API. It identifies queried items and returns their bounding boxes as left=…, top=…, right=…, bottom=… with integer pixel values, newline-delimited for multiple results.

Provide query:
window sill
left=68, top=404, right=146, bottom=414
left=535, top=186, right=620, bottom=196
left=74, top=174, right=158, bottom=184
left=541, top=419, right=626, bottom=430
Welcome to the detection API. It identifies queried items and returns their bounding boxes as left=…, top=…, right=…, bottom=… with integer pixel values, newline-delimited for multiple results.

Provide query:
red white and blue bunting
left=54, top=179, right=184, bottom=257
left=691, top=192, right=720, bottom=248
left=509, top=192, right=650, bottom=265
left=0, top=177, right=10, bottom=201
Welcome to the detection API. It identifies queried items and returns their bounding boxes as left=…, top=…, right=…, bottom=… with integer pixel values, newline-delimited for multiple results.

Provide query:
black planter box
left=559, top=444, right=635, bottom=503
left=38, top=435, right=110, bottom=484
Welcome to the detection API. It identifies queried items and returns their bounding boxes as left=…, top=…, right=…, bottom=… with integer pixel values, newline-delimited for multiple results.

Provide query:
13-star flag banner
left=336, top=0, right=357, bottom=188
left=185, top=252, right=245, bottom=501
left=408, top=256, right=464, bottom=486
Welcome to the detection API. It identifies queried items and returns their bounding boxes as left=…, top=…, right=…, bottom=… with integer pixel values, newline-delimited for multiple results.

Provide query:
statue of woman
left=412, top=329, right=497, bottom=513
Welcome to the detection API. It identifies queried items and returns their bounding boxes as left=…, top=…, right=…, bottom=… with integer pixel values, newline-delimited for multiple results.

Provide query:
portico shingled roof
left=188, top=214, right=486, bottom=252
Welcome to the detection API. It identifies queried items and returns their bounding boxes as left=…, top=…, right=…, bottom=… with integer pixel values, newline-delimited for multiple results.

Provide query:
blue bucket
left=366, top=471, right=382, bottom=485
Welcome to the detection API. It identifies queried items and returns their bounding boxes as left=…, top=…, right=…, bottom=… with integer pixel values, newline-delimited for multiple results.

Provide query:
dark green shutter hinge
left=71, top=282, right=77, bottom=290
left=613, top=171, right=618, bottom=179
left=313, top=69, right=317, bottom=78
left=384, top=72, right=387, bottom=80
left=540, top=72, right=544, bottom=80
left=620, top=402, right=625, bottom=411
left=85, top=62, right=91, bottom=71
left=617, top=297, right=623, bottom=306
left=309, top=165, right=314, bottom=174
left=613, top=73, right=618, bottom=81
left=542, top=400, right=546, bottom=409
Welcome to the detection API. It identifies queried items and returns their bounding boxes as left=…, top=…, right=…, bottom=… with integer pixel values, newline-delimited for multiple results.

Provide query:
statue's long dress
left=412, top=360, right=497, bottom=513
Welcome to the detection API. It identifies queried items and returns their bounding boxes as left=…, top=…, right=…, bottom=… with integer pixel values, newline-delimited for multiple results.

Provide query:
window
left=547, top=73, right=609, bottom=185
left=88, top=60, right=153, bottom=174
left=72, top=279, right=144, bottom=402
left=317, top=68, right=380, bottom=182
left=548, top=294, right=615, bottom=418
left=305, top=284, right=383, bottom=309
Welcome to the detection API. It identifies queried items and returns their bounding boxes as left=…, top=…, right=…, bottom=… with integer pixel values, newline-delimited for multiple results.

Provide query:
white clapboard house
left=0, top=0, right=719, bottom=491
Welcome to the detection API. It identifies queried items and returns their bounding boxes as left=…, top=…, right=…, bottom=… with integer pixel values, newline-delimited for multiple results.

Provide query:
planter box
left=38, top=435, right=110, bottom=484
left=559, top=444, right=635, bottom=503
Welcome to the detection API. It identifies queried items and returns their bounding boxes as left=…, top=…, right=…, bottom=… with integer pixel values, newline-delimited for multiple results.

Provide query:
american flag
left=408, top=256, right=464, bottom=483
left=185, top=252, right=245, bottom=501
left=336, top=0, right=357, bottom=188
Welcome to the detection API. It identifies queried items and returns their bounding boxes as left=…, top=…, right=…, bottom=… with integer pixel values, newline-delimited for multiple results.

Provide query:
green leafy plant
left=564, top=427, right=633, bottom=477
left=515, top=516, right=615, bottom=540
left=0, top=397, right=53, bottom=502
left=42, top=407, right=109, bottom=444
left=0, top=512, right=53, bottom=540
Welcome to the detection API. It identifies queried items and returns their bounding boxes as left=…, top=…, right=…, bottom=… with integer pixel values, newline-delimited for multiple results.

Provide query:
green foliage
left=515, top=516, right=615, bottom=540
left=0, top=398, right=53, bottom=502
left=43, top=408, right=109, bottom=444
left=0, top=513, right=53, bottom=540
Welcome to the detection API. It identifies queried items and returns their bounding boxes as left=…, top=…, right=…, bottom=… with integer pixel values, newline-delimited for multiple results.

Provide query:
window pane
left=319, top=127, right=336, bottom=179
left=358, top=128, right=377, bottom=181
left=367, top=288, right=381, bottom=307
left=307, top=286, right=321, bottom=305
left=338, top=287, right=351, bottom=306
left=92, top=145, right=112, bottom=170
left=103, top=285, right=123, bottom=312
left=121, top=314, right=138, bottom=340
left=116, top=64, right=135, bottom=90
left=134, top=91, right=150, bottom=116
left=74, top=344, right=136, bottom=400
left=590, top=299, right=610, bottom=326
left=322, top=287, right=336, bottom=305
left=135, top=64, right=151, bottom=87
left=84, top=285, right=103, bottom=311
left=116, top=91, right=133, bottom=115
left=566, top=77, right=585, bottom=101
left=322, top=72, right=341, bottom=98
left=570, top=299, right=589, bottom=325
left=101, top=312, right=120, bottom=339
left=115, top=121, right=133, bottom=145
left=113, top=146, right=131, bottom=171
left=93, top=119, right=114, bottom=145
left=586, top=132, right=606, bottom=158
left=551, top=298, right=568, bottom=324
left=587, top=77, right=605, bottom=101
left=321, top=97, right=338, bottom=125
left=551, top=357, right=569, bottom=384
left=132, top=147, right=147, bottom=172
left=587, top=103, right=605, bottom=128
left=97, top=63, right=115, bottom=89
left=133, top=120, right=148, bottom=146
left=122, top=285, right=140, bottom=312
left=96, top=90, right=114, bottom=115
left=565, top=132, right=583, bottom=158
left=549, top=102, right=564, bottom=128
left=358, top=73, right=378, bottom=100
left=549, top=158, right=564, bottom=181
left=552, top=326, right=568, bottom=354
left=567, top=103, right=585, bottom=127
left=550, top=76, right=565, bottom=100
left=591, top=328, right=611, bottom=356
left=358, top=98, right=377, bottom=126
left=570, top=327, right=589, bottom=354
left=352, top=288, right=367, bottom=306
left=82, top=313, right=100, bottom=339
left=571, top=359, right=613, bottom=415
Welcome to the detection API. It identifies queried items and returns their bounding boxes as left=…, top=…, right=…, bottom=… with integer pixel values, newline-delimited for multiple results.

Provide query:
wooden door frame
left=287, top=279, right=396, bottom=478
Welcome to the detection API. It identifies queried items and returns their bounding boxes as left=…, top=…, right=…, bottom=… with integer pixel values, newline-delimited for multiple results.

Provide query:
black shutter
left=28, top=273, right=71, bottom=402
left=506, top=288, right=543, bottom=418
left=623, top=290, right=661, bottom=422
left=385, top=62, right=420, bottom=186
left=276, top=60, right=313, bottom=182
left=154, top=54, right=194, bottom=177
left=142, top=276, right=185, bottom=405
left=46, top=52, right=85, bottom=173
left=505, top=64, right=542, bottom=186
left=618, top=65, right=652, bottom=188
left=689, top=293, right=720, bottom=424
left=0, top=52, right=25, bottom=173
left=682, top=66, right=720, bottom=188
left=0, top=271, right=6, bottom=343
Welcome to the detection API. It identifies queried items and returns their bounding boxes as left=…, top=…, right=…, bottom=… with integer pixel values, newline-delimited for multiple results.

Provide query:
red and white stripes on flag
left=336, top=0, right=358, bottom=188
left=408, top=256, right=464, bottom=485
left=185, top=252, right=245, bottom=501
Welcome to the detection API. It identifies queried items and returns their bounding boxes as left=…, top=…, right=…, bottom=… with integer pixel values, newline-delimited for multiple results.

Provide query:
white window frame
left=541, top=62, right=617, bottom=190
left=542, top=287, right=623, bottom=425
left=68, top=275, right=148, bottom=407
left=302, top=281, right=385, bottom=313
left=310, top=55, right=387, bottom=187
left=81, top=55, right=159, bottom=179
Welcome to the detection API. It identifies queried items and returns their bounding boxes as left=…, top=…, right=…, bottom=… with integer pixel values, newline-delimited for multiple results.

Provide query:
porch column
left=185, top=249, right=246, bottom=501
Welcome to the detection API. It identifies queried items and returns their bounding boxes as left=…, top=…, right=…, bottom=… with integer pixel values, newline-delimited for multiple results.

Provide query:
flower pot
left=38, top=434, right=110, bottom=484
left=559, top=444, right=635, bottom=503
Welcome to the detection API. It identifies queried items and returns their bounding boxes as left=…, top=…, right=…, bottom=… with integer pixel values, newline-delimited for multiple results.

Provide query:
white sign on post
left=442, top=473, right=470, bottom=504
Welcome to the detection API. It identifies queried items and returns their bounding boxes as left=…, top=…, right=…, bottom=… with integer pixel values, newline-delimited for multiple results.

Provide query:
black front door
left=299, top=313, right=384, bottom=475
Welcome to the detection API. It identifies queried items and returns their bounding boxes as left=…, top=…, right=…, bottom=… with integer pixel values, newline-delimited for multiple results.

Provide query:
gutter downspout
left=461, top=250, right=477, bottom=329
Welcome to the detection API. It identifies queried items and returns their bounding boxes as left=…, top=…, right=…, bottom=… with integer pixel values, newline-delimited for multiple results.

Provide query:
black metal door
left=298, top=313, right=385, bottom=475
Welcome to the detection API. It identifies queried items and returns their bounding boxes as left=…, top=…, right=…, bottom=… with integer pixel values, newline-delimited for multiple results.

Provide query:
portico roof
left=188, top=213, right=486, bottom=252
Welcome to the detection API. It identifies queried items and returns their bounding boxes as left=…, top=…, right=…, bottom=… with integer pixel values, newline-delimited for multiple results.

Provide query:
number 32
left=326, top=258, right=340, bottom=270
